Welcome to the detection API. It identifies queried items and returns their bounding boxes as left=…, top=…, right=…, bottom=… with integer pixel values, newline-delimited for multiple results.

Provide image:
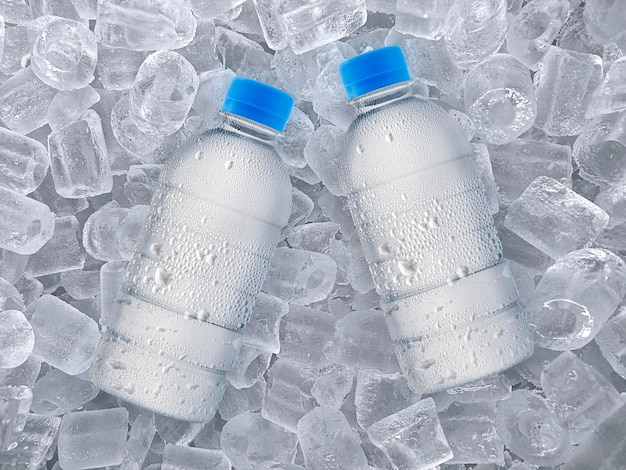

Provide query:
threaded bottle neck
left=352, top=81, right=413, bottom=114
left=218, top=111, right=279, bottom=144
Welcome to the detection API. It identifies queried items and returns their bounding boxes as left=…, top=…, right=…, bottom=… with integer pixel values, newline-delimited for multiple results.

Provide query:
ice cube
left=583, top=0, right=626, bottom=48
left=0, top=252, right=29, bottom=287
left=541, top=351, right=623, bottom=443
left=0, top=128, right=49, bottom=195
left=177, top=18, right=220, bottom=73
left=303, top=125, right=346, bottom=196
left=439, top=402, right=504, bottom=465
left=561, top=402, right=626, bottom=470
left=0, top=188, right=55, bottom=255
left=29, top=170, right=89, bottom=217
left=82, top=202, right=129, bottom=261
left=0, top=24, right=31, bottom=76
left=95, top=0, right=197, bottom=50
left=488, top=139, right=572, bottom=204
left=495, top=389, right=572, bottom=466
left=221, top=412, right=298, bottom=470
left=278, top=304, right=335, bottom=367
left=29, top=0, right=82, bottom=20
left=255, top=464, right=306, bottom=470
left=0, top=67, right=57, bottom=134
left=586, top=57, right=626, bottom=117
left=215, top=26, right=265, bottom=71
left=464, top=54, right=536, bottom=145
left=0, top=356, right=41, bottom=389
left=24, top=215, right=85, bottom=277
left=118, top=204, right=149, bottom=260
left=286, top=187, right=314, bottom=230
left=0, top=310, right=34, bottom=370
left=96, top=45, right=145, bottom=91
left=239, top=293, right=288, bottom=354
left=218, top=378, right=266, bottom=420
left=46, top=86, right=101, bottom=131
left=367, top=398, right=452, bottom=470
left=311, top=364, right=354, bottom=409
left=262, top=359, right=317, bottom=432
left=14, top=277, right=43, bottom=308
left=533, top=46, right=603, bottom=136
left=276, top=107, right=314, bottom=169
left=226, top=343, right=271, bottom=389
left=443, top=0, right=507, bottom=69
left=526, top=248, right=626, bottom=350
left=252, top=0, right=289, bottom=50
left=573, top=111, right=626, bottom=187
left=130, top=51, right=199, bottom=136
left=58, top=408, right=129, bottom=470
left=162, top=444, right=231, bottom=470
left=394, top=0, right=448, bottom=39
left=504, top=177, right=609, bottom=259
left=121, top=412, right=156, bottom=470
left=31, top=18, right=97, bottom=91
left=0, top=413, right=60, bottom=469
left=123, top=164, right=162, bottom=206
left=0, top=0, right=31, bottom=23
left=188, top=0, right=245, bottom=18
left=278, top=0, right=366, bottom=54
left=285, top=222, right=341, bottom=254
left=60, top=269, right=100, bottom=300
left=470, top=143, right=499, bottom=214
left=48, top=110, right=112, bottom=198
left=100, top=260, right=127, bottom=327
left=154, top=414, right=203, bottom=446
left=0, top=385, right=32, bottom=451
left=31, top=369, right=98, bottom=416
left=332, top=309, right=399, bottom=373
left=111, top=95, right=165, bottom=158
left=27, top=294, right=100, bottom=375
left=505, top=0, right=570, bottom=69
left=354, top=369, right=419, bottom=429
left=262, top=248, right=337, bottom=305
left=297, top=406, right=368, bottom=470
left=271, top=48, right=320, bottom=101
left=596, top=307, right=626, bottom=380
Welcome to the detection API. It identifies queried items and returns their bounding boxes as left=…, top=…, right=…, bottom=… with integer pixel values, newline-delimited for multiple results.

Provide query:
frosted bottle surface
left=337, top=47, right=534, bottom=394
left=90, top=78, right=294, bottom=422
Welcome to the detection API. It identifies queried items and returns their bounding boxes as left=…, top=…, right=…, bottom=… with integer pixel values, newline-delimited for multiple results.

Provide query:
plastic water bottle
left=337, top=46, right=534, bottom=393
left=90, top=78, right=294, bottom=422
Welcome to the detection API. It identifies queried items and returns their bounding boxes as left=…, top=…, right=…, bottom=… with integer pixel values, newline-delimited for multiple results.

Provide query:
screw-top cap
left=221, top=77, right=294, bottom=132
left=339, top=46, right=411, bottom=100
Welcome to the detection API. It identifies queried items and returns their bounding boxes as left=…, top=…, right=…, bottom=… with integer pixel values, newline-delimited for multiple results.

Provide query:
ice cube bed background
left=1, top=0, right=626, bottom=468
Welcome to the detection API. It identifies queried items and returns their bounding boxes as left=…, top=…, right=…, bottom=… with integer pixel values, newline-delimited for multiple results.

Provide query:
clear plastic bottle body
left=90, top=113, right=292, bottom=421
left=338, top=83, right=534, bottom=393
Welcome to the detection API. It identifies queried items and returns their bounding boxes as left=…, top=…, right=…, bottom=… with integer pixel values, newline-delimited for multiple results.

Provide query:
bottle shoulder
left=159, top=128, right=292, bottom=226
left=339, top=97, right=472, bottom=188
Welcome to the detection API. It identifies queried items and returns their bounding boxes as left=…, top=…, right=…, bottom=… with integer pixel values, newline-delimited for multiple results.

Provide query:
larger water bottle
left=337, top=46, right=534, bottom=393
left=90, top=78, right=294, bottom=422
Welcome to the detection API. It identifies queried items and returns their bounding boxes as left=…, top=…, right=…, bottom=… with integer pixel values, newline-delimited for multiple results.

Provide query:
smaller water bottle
left=337, top=46, right=534, bottom=393
left=90, top=78, right=294, bottom=422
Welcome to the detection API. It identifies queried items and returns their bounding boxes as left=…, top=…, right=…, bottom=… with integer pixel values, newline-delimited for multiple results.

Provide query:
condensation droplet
left=398, top=259, right=418, bottom=277
left=356, top=144, right=365, bottom=154
left=417, top=359, right=436, bottom=370
left=194, top=150, right=204, bottom=160
left=428, top=217, right=439, bottom=229
left=225, top=160, right=233, bottom=169
left=385, top=132, right=394, bottom=143
left=378, top=242, right=393, bottom=256
left=154, top=267, right=171, bottom=286
left=149, top=243, right=162, bottom=257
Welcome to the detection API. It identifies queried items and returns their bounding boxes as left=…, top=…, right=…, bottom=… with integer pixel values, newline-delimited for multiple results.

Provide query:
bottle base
left=395, top=304, right=534, bottom=395
left=90, top=331, right=227, bottom=423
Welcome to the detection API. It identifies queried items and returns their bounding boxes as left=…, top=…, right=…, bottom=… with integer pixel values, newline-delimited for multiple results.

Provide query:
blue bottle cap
left=221, top=77, right=295, bottom=132
left=339, top=46, right=411, bottom=100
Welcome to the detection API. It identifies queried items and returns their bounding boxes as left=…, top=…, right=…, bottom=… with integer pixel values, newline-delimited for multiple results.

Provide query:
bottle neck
left=218, top=111, right=279, bottom=144
left=352, top=81, right=413, bottom=114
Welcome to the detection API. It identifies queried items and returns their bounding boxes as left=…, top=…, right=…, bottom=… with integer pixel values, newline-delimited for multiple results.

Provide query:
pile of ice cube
left=1, top=0, right=626, bottom=468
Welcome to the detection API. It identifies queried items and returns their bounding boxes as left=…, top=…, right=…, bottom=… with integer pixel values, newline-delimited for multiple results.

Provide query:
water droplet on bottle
left=417, top=359, right=436, bottom=370
left=398, top=259, right=418, bottom=276
left=123, top=383, right=136, bottom=394
left=154, top=267, right=171, bottom=286
left=385, top=132, right=394, bottom=143
left=356, top=144, right=365, bottom=154
left=378, top=242, right=393, bottom=256
left=194, top=150, right=204, bottom=160
left=428, top=217, right=439, bottom=229
left=149, top=243, right=162, bottom=257
left=225, top=160, right=234, bottom=169
left=205, top=253, right=217, bottom=265
left=457, top=266, right=469, bottom=278
left=106, top=359, right=126, bottom=370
